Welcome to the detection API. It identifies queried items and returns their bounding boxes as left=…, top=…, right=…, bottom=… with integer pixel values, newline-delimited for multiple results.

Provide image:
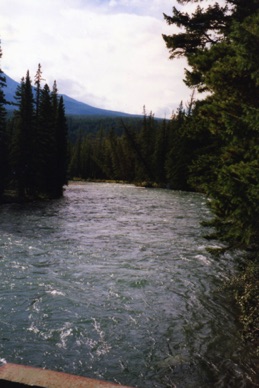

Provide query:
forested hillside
left=66, top=115, right=143, bottom=143
left=0, top=56, right=68, bottom=200
left=3, top=72, right=134, bottom=117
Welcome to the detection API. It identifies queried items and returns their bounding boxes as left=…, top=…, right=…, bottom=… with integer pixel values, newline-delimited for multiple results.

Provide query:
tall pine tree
left=11, top=71, right=35, bottom=198
left=55, top=95, right=68, bottom=196
left=0, top=41, right=7, bottom=198
left=163, top=0, right=259, bottom=246
left=36, top=83, right=55, bottom=196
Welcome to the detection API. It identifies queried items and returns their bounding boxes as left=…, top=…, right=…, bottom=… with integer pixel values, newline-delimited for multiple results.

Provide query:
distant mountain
left=60, top=93, right=132, bottom=117
left=4, top=73, right=18, bottom=107
left=3, top=73, right=133, bottom=117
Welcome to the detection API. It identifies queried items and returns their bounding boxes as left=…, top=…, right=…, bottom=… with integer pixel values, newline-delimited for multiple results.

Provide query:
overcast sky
left=0, top=0, right=196, bottom=118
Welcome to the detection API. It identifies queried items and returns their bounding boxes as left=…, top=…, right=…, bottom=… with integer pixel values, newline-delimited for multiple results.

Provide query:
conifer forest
left=0, top=62, right=68, bottom=200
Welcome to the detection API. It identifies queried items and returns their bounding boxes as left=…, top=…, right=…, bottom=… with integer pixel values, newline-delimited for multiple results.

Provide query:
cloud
left=71, top=0, right=173, bottom=18
left=0, top=0, right=192, bottom=117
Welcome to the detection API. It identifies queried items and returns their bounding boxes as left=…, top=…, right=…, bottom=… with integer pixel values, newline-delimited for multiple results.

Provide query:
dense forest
left=0, top=56, right=68, bottom=200
left=68, top=102, right=203, bottom=188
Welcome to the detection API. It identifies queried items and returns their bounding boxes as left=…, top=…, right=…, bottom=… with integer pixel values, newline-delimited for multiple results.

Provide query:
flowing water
left=0, top=182, right=258, bottom=387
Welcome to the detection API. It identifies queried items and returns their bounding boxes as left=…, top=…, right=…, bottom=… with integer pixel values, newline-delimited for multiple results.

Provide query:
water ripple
left=0, top=183, right=257, bottom=387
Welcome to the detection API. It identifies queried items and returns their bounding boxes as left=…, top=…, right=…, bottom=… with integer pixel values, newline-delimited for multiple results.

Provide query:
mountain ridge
left=3, top=73, right=134, bottom=117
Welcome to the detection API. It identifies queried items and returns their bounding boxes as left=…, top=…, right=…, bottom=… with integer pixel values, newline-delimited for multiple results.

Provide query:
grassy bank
left=227, top=256, right=259, bottom=356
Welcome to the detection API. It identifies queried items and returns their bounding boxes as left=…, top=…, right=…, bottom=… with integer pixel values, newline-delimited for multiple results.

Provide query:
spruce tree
left=34, top=63, right=43, bottom=120
left=36, top=83, right=55, bottom=196
left=69, top=130, right=83, bottom=179
left=0, top=41, right=7, bottom=199
left=55, top=95, right=68, bottom=196
left=163, top=0, right=259, bottom=245
left=165, top=102, right=191, bottom=190
left=137, top=107, right=156, bottom=182
left=11, top=71, right=35, bottom=198
left=153, top=118, right=168, bottom=184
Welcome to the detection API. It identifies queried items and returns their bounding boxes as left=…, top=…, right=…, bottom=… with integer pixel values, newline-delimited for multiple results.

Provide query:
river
left=0, top=182, right=257, bottom=387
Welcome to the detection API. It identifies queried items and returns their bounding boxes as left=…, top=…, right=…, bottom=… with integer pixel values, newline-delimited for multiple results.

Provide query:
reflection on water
left=0, top=182, right=257, bottom=387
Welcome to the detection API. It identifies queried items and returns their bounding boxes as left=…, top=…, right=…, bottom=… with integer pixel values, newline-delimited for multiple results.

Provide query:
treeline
left=69, top=102, right=214, bottom=191
left=0, top=58, right=68, bottom=201
left=66, top=115, right=142, bottom=143
left=162, top=0, right=259, bottom=248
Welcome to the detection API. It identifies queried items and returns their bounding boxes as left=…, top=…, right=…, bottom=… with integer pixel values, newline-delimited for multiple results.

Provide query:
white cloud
left=0, top=0, right=193, bottom=117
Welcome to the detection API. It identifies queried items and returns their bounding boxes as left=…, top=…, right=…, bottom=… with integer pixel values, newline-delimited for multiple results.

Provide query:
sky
left=0, top=0, right=197, bottom=118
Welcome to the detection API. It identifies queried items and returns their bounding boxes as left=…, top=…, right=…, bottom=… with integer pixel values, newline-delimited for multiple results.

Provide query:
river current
left=0, top=182, right=257, bottom=387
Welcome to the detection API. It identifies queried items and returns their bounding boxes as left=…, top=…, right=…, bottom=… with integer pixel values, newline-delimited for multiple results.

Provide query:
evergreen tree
left=80, top=136, right=93, bottom=179
left=119, top=132, right=136, bottom=182
left=163, top=0, right=259, bottom=245
left=137, top=107, right=156, bottom=182
left=52, top=80, right=58, bottom=114
left=92, top=128, right=109, bottom=179
left=11, top=71, right=35, bottom=197
left=55, top=95, right=68, bottom=195
left=184, top=99, right=221, bottom=193
left=1, top=61, right=67, bottom=201
left=0, top=41, right=7, bottom=198
left=36, top=83, right=55, bottom=196
left=34, top=63, right=43, bottom=120
left=153, top=118, right=168, bottom=184
left=165, top=102, right=191, bottom=190
left=104, top=129, right=120, bottom=179
left=69, top=130, right=83, bottom=179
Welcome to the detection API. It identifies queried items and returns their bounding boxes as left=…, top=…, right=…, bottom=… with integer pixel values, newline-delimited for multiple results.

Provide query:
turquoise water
left=0, top=183, right=257, bottom=387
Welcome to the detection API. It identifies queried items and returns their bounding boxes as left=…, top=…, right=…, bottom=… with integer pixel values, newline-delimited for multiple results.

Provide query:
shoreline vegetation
left=227, top=259, right=259, bottom=356
left=69, top=177, right=164, bottom=188
left=0, top=62, right=68, bottom=204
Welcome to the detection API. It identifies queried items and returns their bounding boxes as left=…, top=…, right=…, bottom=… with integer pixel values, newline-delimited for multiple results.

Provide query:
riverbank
left=69, top=178, right=163, bottom=188
left=227, top=257, right=259, bottom=356
left=0, top=187, right=66, bottom=204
